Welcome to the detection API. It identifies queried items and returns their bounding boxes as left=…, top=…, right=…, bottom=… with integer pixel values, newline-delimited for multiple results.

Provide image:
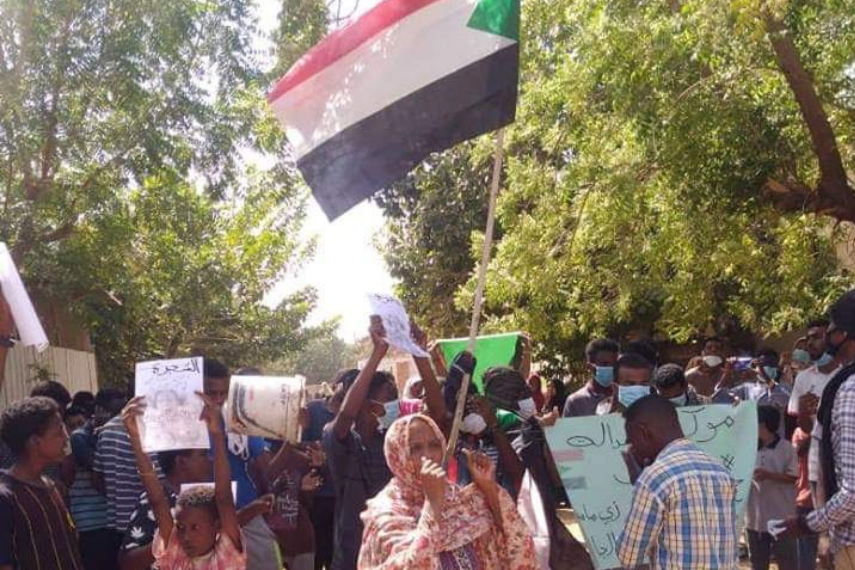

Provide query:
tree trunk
left=764, top=16, right=855, bottom=223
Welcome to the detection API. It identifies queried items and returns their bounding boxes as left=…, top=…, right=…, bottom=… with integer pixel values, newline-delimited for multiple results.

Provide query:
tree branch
left=765, top=15, right=855, bottom=221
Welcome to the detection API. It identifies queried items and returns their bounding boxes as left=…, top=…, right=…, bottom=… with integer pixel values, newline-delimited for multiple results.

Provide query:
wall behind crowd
left=0, top=346, right=98, bottom=411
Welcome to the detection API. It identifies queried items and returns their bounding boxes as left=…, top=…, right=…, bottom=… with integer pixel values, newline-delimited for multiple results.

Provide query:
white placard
left=226, top=375, right=305, bottom=441
left=135, top=357, right=208, bottom=452
left=0, top=243, right=48, bottom=351
left=367, top=293, right=429, bottom=358
left=180, top=482, right=237, bottom=501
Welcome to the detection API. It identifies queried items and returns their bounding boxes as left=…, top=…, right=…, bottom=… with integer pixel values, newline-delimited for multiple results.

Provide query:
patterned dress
left=358, top=414, right=537, bottom=570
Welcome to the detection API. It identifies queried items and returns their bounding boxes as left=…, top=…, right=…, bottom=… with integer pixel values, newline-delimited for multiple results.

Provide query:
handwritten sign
left=135, top=357, right=208, bottom=453
left=226, top=375, right=304, bottom=441
left=545, top=403, right=758, bottom=570
left=0, top=243, right=48, bottom=351
left=367, top=294, right=429, bottom=358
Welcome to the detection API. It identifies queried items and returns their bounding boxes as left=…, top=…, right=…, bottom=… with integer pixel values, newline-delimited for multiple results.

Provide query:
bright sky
left=258, top=0, right=395, bottom=341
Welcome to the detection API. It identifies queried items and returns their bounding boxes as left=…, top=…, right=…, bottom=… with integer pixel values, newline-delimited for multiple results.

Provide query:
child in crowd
left=0, top=396, right=84, bottom=569
left=123, top=391, right=245, bottom=570
left=746, top=405, right=798, bottom=570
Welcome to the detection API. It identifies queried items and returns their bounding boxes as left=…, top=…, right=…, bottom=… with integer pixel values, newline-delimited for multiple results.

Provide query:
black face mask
left=827, top=331, right=850, bottom=357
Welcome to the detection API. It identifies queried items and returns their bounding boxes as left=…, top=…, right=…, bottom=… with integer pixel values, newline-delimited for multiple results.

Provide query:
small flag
left=268, top=0, right=520, bottom=220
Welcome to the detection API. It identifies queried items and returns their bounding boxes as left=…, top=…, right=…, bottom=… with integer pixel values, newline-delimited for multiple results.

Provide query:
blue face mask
left=594, top=366, right=614, bottom=388
left=792, top=349, right=811, bottom=365
left=815, top=353, right=834, bottom=367
left=763, top=366, right=779, bottom=381
left=618, top=385, right=650, bottom=408
left=377, top=400, right=400, bottom=430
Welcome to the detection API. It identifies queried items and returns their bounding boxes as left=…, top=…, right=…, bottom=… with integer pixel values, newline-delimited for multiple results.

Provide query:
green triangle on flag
left=467, top=0, right=520, bottom=41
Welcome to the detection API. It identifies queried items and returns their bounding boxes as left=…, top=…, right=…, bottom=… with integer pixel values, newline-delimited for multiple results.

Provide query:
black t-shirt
left=120, top=483, right=178, bottom=555
left=0, top=470, right=84, bottom=569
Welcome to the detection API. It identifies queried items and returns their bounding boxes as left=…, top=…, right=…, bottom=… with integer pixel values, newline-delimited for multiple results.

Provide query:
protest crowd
left=5, top=285, right=855, bottom=570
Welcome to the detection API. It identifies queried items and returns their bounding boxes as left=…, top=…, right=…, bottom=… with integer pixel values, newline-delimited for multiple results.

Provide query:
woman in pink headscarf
left=358, top=413, right=536, bottom=570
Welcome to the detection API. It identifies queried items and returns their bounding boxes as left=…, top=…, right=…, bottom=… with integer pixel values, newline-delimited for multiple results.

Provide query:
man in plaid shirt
left=617, top=395, right=739, bottom=569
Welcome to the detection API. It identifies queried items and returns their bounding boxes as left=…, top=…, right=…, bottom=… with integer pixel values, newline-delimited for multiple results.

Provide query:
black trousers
left=79, top=528, right=123, bottom=570
left=310, top=496, right=336, bottom=570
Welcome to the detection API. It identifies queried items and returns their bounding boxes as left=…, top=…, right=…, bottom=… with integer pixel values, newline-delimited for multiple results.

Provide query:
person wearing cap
left=652, top=364, right=709, bottom=407
left=782, top=290, right=855, bottom=570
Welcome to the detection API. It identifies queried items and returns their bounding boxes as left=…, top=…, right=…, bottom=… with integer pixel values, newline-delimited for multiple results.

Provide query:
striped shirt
left=69, top=423, right=108, bottom=532
left=807, top=374, right=855, bottom=551
left=93, top=416, right=160, bottom=531
left=0, top=470, right=85, bottom=570
left=617, top=438, right=739, bottom=570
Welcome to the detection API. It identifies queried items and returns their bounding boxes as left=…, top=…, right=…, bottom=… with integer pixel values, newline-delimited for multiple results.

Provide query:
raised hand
left=463, top=449, right=496, bottom=491
left=420, top=457, right=447, bottom=514
left=301, top=471, right=323, bottom=492
left=369, top=315, right=389, bottom=356
left=306, top=443, right=326, bottom=468
left=196, top=391, right=223, bottom=434
left=121, top=396, right=147, bottom=442
left=536, top=406, right=560, bottom=428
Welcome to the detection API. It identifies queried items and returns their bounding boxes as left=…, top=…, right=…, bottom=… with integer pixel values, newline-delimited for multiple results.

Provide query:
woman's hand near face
left=420, top=457, right=447, bottom=515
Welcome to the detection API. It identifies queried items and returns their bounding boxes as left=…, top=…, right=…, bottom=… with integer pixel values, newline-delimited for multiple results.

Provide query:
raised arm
left=332, top=317, right=388, bottom=441
left=198, top=393, right=242, bottom=551
left=473, top=396, right=525, bottom=494
left=121, top=397, right=174, bottom=544
left=411, top=324, right=448, bottom=431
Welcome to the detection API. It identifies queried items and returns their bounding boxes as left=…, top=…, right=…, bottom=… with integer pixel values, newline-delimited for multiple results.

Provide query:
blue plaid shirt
left=807, top=374, right=855, bottom=552
left=617, top=438, right=739, bottom=570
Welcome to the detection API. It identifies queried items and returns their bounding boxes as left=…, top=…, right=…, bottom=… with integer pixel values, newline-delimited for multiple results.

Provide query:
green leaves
left=376, top=0, right=855, bottom=372
left=0, top=0, right=321, bottom=384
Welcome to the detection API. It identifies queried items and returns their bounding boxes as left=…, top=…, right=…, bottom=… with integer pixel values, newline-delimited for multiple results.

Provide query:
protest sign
left=226, top=375, right=304, bottom=441
left=545, top=402, right=758, bottom=570
left=135, top=357, right=208, bottom=453
left=180, top=482, right=237, bottom=501
left=367, top=293, right=429, bottom=358
left=437, top=332, right=520, bottom=391
left=0, top=243, right=48, bottom=351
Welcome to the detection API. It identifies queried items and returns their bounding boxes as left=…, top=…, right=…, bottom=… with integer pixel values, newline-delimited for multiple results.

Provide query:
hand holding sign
left=367, top=294, right=429, bottom=358
left=135, top=357, right=208, bottom=453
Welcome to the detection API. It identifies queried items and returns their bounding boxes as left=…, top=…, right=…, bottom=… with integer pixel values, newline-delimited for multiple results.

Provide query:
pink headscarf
left=358, top=414, right=537, bottom=570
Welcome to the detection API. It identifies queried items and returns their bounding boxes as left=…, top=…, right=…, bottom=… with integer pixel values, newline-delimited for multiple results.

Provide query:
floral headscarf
left=359, top=414, right=537, bottom=570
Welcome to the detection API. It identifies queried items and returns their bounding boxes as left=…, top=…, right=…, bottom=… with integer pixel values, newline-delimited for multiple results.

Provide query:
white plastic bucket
left=225, top=375, right=305, bottom=441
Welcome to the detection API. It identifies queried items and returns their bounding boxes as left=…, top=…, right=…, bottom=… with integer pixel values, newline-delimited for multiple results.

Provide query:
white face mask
left=461, top=413, right=487, bottom=435
left=703, top=355, right=723, bottom=368
left=669, top=393, right=688, bottom=407
left=517, top=397, right=537, bottom=420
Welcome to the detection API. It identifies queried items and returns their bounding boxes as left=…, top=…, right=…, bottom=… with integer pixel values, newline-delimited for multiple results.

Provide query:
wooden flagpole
left=445, top=127, right=505, bottom=459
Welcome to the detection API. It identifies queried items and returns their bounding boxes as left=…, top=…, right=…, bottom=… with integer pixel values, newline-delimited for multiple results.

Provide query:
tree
left=376, top=144, right=496, bottom=338
left=266, top=326, right=362, bottom=385
left=0, top=0, right=319, bottom=384
left=377, top=0, right=855, bottom=369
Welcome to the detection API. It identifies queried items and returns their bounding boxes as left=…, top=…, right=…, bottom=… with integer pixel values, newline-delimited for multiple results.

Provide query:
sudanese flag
left=268, top=0, right=520, bottom=220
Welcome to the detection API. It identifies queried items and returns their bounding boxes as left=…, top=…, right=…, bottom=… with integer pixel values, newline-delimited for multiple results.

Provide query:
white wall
left=1, top=346, right=98, bottom=410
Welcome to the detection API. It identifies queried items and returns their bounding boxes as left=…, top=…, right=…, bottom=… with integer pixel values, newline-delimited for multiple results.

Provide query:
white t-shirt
left=788, top=365, right=841, bottom=482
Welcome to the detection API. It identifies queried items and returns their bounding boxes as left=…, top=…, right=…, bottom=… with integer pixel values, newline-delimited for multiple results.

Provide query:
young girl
left=123, top=392, right=246, bottom=570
